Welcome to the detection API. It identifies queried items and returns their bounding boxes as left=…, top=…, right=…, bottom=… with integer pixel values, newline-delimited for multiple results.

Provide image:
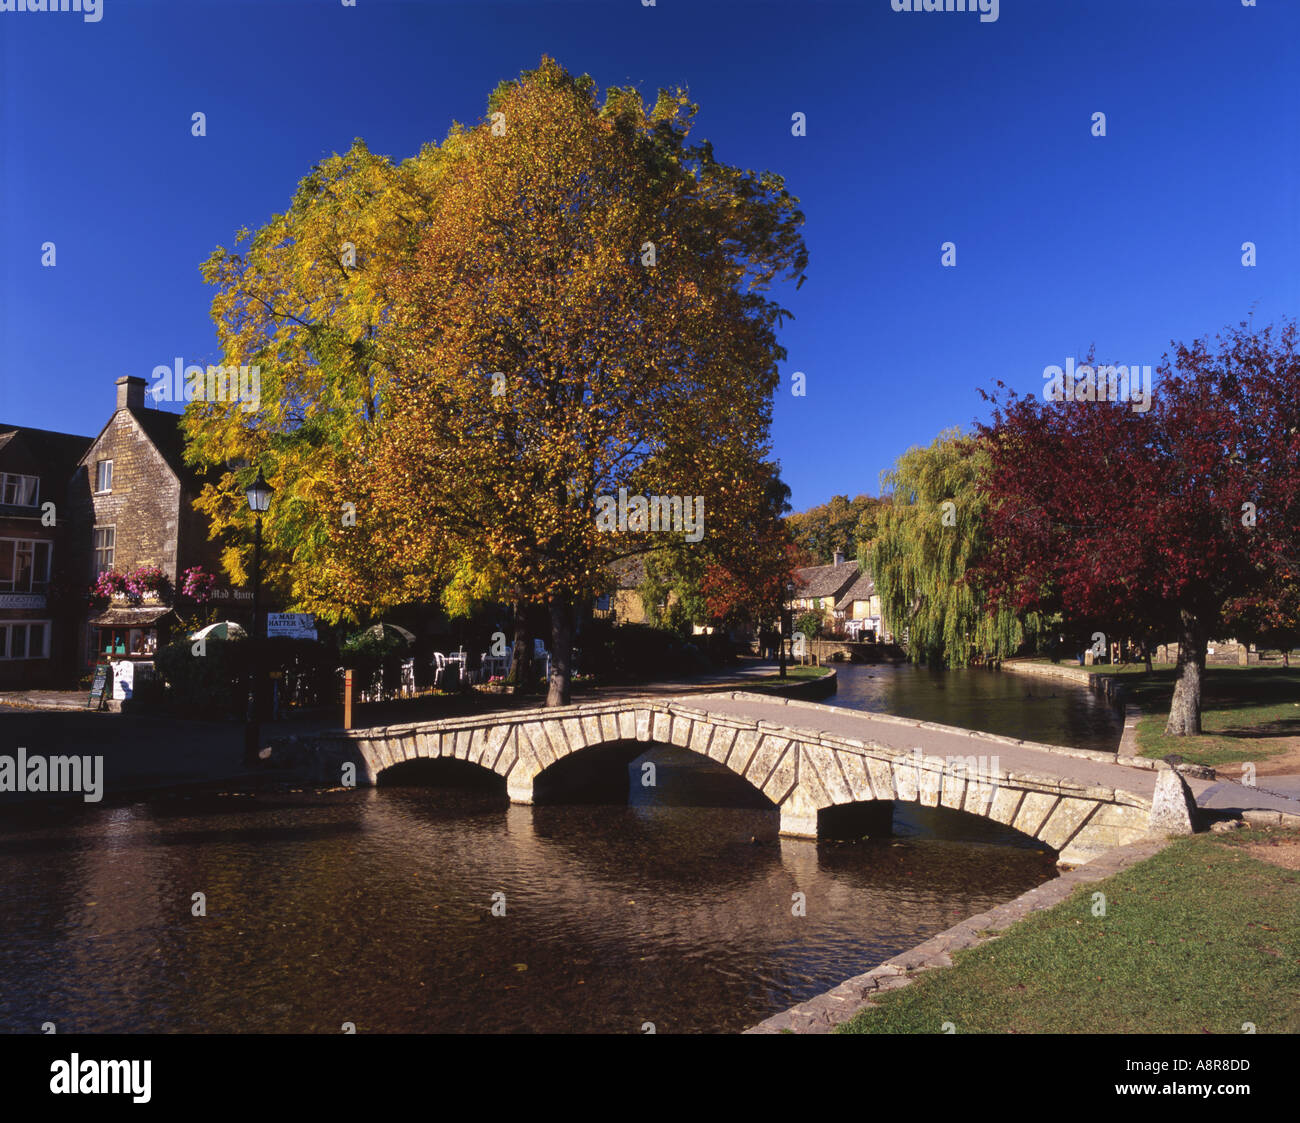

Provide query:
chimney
left=116, top=375, right=146, bottom=412
left=833, top=550, right=845, bottom=566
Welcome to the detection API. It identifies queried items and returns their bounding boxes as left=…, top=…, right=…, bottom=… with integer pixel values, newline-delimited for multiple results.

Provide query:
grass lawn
left=836, top=828, right=1300, bottom=1034
left=764, top=664, right=831, bottom=680
left=1026, top=662, right=1300, bottom=768
left=1113, top=667, right=1300, bottom=768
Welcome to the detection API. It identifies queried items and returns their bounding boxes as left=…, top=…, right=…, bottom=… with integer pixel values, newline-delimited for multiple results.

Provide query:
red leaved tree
left=975, top=320, right=1300, bottom=735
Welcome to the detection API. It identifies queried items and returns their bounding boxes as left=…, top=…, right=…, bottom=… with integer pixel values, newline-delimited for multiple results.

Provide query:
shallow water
left=0, top=663, right=1116, bottom=1033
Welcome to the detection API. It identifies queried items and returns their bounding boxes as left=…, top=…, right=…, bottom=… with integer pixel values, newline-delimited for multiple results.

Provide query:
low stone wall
left=1001, top=659, right=1128, bottom=705
left=763, top=640, right=906, bottom=664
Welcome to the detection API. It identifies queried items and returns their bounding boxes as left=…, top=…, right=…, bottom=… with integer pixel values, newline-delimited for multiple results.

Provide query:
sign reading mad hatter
left=267, top=613, right=317, bottom=640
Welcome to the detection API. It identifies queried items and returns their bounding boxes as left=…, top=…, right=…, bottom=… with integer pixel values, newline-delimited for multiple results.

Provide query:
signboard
left=0, top=594, right=46, bottom=610
left=208, top=587, right=254, bottom=603
left=267, top=613, right=317, bottom=640
left=88, top=663, right=109, bottom=710
left=111, top=660, right=134, bottom=701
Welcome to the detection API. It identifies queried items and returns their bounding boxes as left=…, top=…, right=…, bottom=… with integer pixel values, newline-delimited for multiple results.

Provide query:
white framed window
left=0, top=538, right=52, bottom=594
left=93, top=526, right=115, bottom=576
left=95, top=459, right=113, bottom=493
left=0, top=473, right=39, bottom=506
left=0, top=620, right=50, bottom=660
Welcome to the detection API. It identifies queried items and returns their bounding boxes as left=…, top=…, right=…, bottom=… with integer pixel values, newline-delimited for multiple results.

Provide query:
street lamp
left=779, top=578, right=796, bottom=679
left=243, top=469, right=273, bottom=766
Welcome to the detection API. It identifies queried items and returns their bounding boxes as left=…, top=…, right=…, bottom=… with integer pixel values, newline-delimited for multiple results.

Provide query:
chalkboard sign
left=88, top=663, right=110, bottom=710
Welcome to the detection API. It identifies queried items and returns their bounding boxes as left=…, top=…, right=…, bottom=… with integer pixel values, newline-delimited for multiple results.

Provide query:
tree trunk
left=546, top=596, right=575, bottom=708
left=1164, top=610, right=1207, bottom=736
left=507, top=598, right=533, bottom=689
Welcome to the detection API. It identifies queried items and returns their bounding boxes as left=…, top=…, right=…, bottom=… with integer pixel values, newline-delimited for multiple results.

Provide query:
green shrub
left=794, top=609, right=825, bottom=641
left=154, top=634, right=247, bottom=718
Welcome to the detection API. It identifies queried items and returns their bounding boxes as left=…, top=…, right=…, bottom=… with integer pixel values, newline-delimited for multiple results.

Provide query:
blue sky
left=2, top=0, right=1296, bottom=511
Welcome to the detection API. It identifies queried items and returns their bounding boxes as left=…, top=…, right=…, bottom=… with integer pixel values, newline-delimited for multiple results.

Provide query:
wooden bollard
left=344, top=669, right=353, bottom=730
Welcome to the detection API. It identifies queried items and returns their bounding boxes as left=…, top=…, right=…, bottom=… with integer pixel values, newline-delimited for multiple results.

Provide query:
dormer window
left=95, top=459, right=113, bottom=494
left=0, top=473, right=38, bottom=506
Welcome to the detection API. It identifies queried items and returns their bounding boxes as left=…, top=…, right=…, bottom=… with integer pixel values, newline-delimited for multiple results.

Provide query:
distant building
left=0, top=422, right=92, bottom=687
left=600, top=553, right=655, bottom=624
left=790, top=552, right=890, bottom=641
left=789, top=552, right=859, bottom=615
left=834, top=569, right=886, bottom=640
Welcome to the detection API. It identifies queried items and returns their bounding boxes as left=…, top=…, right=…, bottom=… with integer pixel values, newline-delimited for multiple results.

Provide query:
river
left=0, top=663, right=1121, bottom=1033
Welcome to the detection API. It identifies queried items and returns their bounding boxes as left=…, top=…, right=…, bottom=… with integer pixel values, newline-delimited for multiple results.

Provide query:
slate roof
left=835, top=570, right=877, bottom=610
left=0, top=424, right=94, bottom=472
left=0, top=424, right=95, bottom=501
left=792, top=559, right=860, bottom=601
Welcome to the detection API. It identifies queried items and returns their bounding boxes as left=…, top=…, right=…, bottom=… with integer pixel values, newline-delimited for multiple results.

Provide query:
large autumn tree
left=364, top=59, right=807, bottom=705
left=187, top=140, right=442, bottom=622
left=977, top=320, right=1300, bottom=735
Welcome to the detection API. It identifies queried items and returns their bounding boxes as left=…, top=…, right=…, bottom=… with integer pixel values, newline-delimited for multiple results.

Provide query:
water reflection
left=0, top=777, right=1055, bottom=1034
left=827, top=662, right=1123, bottom=752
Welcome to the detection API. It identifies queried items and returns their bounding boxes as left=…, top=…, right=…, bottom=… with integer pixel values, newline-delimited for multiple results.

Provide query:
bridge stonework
left=287, top=693, right=1159, bottom=866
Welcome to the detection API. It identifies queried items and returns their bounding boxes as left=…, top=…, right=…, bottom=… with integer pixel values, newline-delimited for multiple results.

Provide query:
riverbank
left=829, top=825, right=1300, bottom=1034
left=747, top=835, right=1171, bottom=1033
left=1007, top=660, right=1300, bottom=770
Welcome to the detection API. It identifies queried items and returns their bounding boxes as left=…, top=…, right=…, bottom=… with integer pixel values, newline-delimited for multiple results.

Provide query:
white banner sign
left=267, top=613, right=317, bottom=640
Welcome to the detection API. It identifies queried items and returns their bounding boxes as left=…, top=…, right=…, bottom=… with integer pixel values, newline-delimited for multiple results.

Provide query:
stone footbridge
left=277, top=692, right=1201, bottom=866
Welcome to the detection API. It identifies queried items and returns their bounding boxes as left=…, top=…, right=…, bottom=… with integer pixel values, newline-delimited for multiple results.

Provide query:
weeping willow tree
left=866, top=429, right=1051, bottom=668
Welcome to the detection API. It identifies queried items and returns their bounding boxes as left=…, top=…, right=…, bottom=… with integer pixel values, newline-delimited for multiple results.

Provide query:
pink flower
left=180, top=566, right=216, bottom=603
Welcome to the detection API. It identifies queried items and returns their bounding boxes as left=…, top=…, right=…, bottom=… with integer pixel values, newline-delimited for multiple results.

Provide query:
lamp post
left=778, top=579, right=796, bottom=680
left=242, top=469, right=273, bottom=767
